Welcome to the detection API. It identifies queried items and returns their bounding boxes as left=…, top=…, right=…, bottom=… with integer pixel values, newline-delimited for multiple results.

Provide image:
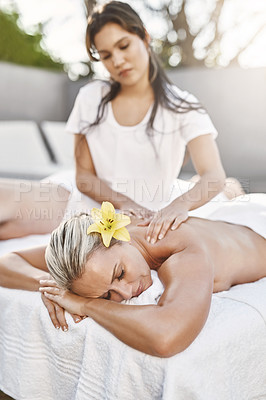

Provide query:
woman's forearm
left=83, top=299, right=186, bottom=357
left=82, top=299, right=199, bottom=357
left=176, top=170, right=226, bottom=212
left=74, top=134, right=140, bottom=210
left=76, top=171, right=140, bottom=211
left=0, top=253, right=49, bottom=291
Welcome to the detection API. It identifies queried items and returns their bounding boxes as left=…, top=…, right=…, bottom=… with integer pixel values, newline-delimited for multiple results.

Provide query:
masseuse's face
left=71, top=243, right=153, bottom=302
left=94, top=23, right=150, bottom=87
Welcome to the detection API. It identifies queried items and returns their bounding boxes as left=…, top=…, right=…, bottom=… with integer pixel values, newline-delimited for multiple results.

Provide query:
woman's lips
left=119, top=68, right=132, bottom=77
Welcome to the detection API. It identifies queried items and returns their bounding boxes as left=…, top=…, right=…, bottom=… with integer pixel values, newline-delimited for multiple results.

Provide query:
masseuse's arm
left=180, top=134, right=226, bottom=209
left=42, top=245, right=213, bottom=357
left=74, top=135, right=151, bottom=217
left=144, top=134, right=226, bottom=243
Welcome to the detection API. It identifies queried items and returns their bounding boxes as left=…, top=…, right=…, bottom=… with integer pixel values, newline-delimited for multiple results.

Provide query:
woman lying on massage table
left=1, top=199, right=266, bottom=357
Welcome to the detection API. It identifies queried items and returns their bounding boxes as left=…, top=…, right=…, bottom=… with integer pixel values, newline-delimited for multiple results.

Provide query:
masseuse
left=0, top=1, right=244, bottom=242
left=68, top=0, right=227, bottom=244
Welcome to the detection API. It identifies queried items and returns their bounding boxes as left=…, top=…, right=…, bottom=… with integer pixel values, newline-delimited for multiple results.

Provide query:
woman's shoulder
left=130, top=223, right=195, bottom=266
left=78, top=79, right=110, bottom=99
left=166, top=83, right=199, bottom=105
left=66, top=80, right=111, bottom=131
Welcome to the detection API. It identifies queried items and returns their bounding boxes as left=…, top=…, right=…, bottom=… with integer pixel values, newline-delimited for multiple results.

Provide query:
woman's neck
left=129, top=226, right=162, bottom=270
left=119, top=75, right=153, bottom=99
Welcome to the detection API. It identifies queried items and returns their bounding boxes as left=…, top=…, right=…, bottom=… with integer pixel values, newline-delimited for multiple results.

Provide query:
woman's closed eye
left=101, top=270, right=124, bottom=300
left=120, top=44, right=129, bottom=50
left=101, top=44, right=129, bottom=60
left=117, top=269, right=125, bottom=281
left=101, top=54, right=110, bottom=61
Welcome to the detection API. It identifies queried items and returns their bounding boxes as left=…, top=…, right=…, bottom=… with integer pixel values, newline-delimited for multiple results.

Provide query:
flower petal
left=101, top=201, right=115, bottom=222
left=113, top=213, right=131, bottom=228
left=91, top=207, right=103, bottom=221
left=87, top=223, right=101, bottom=235
left=113, top=227, right=130, bottom=242
left=101, top=230, right=113, bottom=247
left=89, top=202, right=131, bottom=246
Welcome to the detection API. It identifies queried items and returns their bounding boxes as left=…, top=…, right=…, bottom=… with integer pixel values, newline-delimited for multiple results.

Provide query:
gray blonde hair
left=45, top=213, right=103, bottom=290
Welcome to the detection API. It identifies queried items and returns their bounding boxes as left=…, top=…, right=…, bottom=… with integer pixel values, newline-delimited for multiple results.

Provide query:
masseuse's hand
left=120, top=201, right=154, bottom=220
left=138, top=202, right=189, bottom=244
left=39, top=283, right=88, bottom=318
left=39, top=278, right=85, bottom=331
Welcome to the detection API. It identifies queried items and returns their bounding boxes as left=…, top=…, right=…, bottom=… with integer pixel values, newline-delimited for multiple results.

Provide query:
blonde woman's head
left=45, top=212, right=153, bottom=302
left=45, top=213, right=116, bottom=290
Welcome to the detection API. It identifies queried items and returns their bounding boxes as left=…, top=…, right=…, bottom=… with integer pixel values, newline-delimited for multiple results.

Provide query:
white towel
left=0, top=270, right=166, bottom=400
left=205, top=193, right=266, bottom=239
left=1, top=265, right=266, bottom=400
left=163, top=281, right=266, bottom=400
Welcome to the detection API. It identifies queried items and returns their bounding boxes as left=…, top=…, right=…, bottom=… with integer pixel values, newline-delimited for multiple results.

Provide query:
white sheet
left=205, top=193, right=266, bottom=239
left=1, top=194, right=266, bottom=399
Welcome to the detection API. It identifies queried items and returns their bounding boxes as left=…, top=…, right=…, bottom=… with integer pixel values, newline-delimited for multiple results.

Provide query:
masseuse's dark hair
left=84, top=1, right=202, bottom=136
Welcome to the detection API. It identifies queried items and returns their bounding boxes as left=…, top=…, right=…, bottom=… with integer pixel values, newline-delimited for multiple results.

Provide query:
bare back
left=130, top=217, right=266, bottom=293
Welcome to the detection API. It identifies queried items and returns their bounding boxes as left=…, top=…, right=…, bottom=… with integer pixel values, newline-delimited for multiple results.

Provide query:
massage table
left=0, top=232, right=266, bottom=400
left=1, top=192, right=266, bottom=399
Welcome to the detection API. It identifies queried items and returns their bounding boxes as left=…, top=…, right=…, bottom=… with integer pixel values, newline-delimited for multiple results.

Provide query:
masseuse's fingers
left=121, top=209, right=134, bottom=217
left=157, top=212, right=187, bottom=239
left=145, top=213, right=165, bottom=244
left=145, top=205, right=189, bottom=243
left=128, top=208, right=139, bottom=217
left=151, top=222, right=170, bottom=243
left=154, top=221, right=173, bottom=242
left=138, top=209, right=155, bottom=220
left=123, top=208, right=144, bottom=219
left=123, top=207, right=154, bottom=220
left=137, top=218, right=152, bottom=227
left=147, top=214, right=186, bottom=243
left=171, top=212, right=188, bottom=230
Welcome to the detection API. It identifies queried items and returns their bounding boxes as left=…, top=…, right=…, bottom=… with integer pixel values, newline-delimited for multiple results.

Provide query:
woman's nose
left=112, top=52, right=124, bottom=68
left=114, top=282, right=132, bottom=300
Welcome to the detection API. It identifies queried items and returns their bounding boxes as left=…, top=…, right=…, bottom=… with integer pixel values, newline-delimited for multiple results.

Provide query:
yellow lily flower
left=87, top=201, right=131, bottom=247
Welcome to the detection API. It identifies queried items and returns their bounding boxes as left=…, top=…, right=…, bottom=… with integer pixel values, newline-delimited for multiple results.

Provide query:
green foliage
left=0, top=11, right=63, bottom=70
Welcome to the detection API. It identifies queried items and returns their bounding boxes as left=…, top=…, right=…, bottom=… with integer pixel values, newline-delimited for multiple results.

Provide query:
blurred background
left=0, top=0, right=265, bottom=192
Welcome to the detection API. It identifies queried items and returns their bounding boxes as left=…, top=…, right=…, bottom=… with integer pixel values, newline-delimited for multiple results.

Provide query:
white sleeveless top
left=66, top=80, right=218, bottom=210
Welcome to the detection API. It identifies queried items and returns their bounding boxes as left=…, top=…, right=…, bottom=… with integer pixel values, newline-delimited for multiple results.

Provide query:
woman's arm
left=143, top=134, right=226, bottom=243
left=74, top=135, right=152, bottom=218
left=41, top=245, right=213, bottom=357
left=0, top=247, right=83, bottom=330
left=0, top=246, right=48, bottom=291
left=181, top=134, right=226, bottom=209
